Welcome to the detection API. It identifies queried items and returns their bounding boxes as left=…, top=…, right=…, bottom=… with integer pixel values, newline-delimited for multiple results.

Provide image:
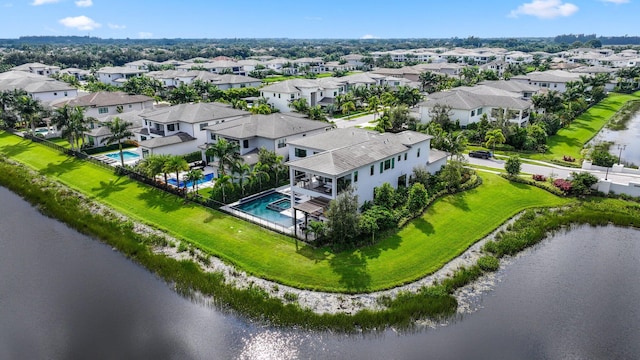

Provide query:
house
left=371, top=67, right=421, bottom=82
left=202, top=113, right=334, bottom=174
left=136, top=102, right=250, bottom=157
left=96, top=66, right=148, bottom=86
left=59, top=67, right=90, bottom=80
left=54, top=91, right=155, bottom=118
left=124, top=59, right=158, bottom=71
left=260, top=79, right=323, bottom=112
left=510, top=70, right=584, bottom=93
left=418, top=85, right=533, bottom=127
left=478, top=80, right=541, bottom=99
left=83, top=110, right=144, bottom=148
left=341, top=54, right=365, bottom=68
left=11, top=62, right=60, bottom=76
left=286, top=128, right=447, bottom=211
left=0, top=71, right=78, bottom=104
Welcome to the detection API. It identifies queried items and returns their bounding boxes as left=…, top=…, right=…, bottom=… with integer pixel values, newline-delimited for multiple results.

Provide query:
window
left=354, top=171, right=358, bottom=182
left=140, top=136, right=147, bottom=141
left=477, top=108, right=483, bottom=115
left=142, top=149, right=149, bottom=158
left=384, top=159, right=391, bottom=170
left=295, top=148, right=307, bottom=157
left=380, top=162, right=383, bottom=174
left=398, top=155, right=401, bottom=161
left=290, top=94, right=295, bottom=99
left=199, top=123, right=209, bottom=131
left=129, top=104, right=132, bottom=108
left=98, top=107, right=108, bottom=114
left=167, top=124, right=176, bottom=132
left=471, top=110, right=475, bottom=116
left=417, top=148, right=421, bottom=158
left=278, top=94, right=281, bottom=99
left=277, top=138, right=286, bottom=148
left=404, top=153, right=407, bottom=161
left=243, top=139, right=249, bottom=149
left=64, top=92, right=68, bottom=96
left=210, top=133, right=216, bottom=140
left=370, top=165, right=374, bottom=176
left=333, top=91, right=337, bottom=96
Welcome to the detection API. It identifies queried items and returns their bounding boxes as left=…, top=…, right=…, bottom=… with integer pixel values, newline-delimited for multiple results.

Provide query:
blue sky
left=0, top=0, right=637, bottom=39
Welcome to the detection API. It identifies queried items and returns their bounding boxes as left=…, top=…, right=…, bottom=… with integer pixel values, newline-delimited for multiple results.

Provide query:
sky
left=0, top=0, right=637, bottom=39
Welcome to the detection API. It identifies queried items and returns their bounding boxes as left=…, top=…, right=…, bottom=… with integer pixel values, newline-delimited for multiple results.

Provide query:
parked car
left=469, top=150, right=492, bottom=159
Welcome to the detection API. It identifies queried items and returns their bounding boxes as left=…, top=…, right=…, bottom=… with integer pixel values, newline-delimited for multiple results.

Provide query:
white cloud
left=58, top=15, right=101, bottom=31
left=75, top=0, right=93, bottom=7
left=32, top=0, right=60, bottom=5
left=509, top=0, right=578, bottom=19
left=361, top=34, right=378, bottom=39
left=138, top=32, right=153, bottom=39
left=108, top=23, right=126, bottom=30
left=601, top=0, right=629, bottom=3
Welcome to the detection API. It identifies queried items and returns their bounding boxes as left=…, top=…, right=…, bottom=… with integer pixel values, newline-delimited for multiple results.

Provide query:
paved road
left=330, top=112, right=379, bottom=129
left=465, top=154, right=640, bottom=185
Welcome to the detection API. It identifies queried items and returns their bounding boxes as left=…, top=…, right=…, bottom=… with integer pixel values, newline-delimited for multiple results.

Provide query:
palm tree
left=164, top=155, right=189, bottom=190
left=184, top=168, right=204, bottom=192
left=51, top=104, right=76, bottom=149
left=140, top=154, right=170, bottom=183
left=213, top=173, right=233, bottom=203
left=69, top=107, right=88, bottom=150
left=232, top=162, right=251, bottom=196
left=484, top=128, right=506, bottom=153
left=205, top=137, right=241, bottom=177
left=249, top=162, right=270, bottom=192
left=168, top=83, right=201, bottom=104
left=444, top=132, right=468, bottom=161
left=289, top=98, right=309, bottom=113
left=101, top=117, right=133, bottom=167
left=340, top=101, right=356, bottom=116
left=16, top=95, right=42, bottom=134
left=366, top=96, right=380, bottom=119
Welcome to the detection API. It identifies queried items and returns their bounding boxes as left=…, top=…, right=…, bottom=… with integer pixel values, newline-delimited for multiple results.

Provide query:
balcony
left=149, top=128, right=165, bottom=136
left=295, top=177, right=334, bottom=196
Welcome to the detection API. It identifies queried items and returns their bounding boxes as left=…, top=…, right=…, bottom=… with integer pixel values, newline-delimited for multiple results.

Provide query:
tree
left=232, top=162, right=251, bottom=196
left=184, top=168, right=204, bottom=192
left=407, top=182, right=429, bottom=216
left=307, top=105, right=326, bottom=121
left=51, top=104, right=76, bottom=149
left=591, top=149, right=616, bottom=168
left=326, top=186, right=360, bottom=245
left=505, top=156, right=521, bottom=176
left=570, top=172, right=599, bottom=196
left=101, top=117, right=133, bottom=166
left=205, top=138, right=240, bottom=176
left=122, top=75, right=162, bottom=97
left=213, top=173, right=234, bottom=203
left=168, top=83, right=201, bottom=104
left=140, top=154, right=171, bottom=184
left=419, top=71, right=439, bottom=93
left=484, top=128, right=506, bottom=152
left=249, top=161, right=270, bottom=192
left=358, top=212, right=379, bottom=243
left=373, top=182, right=396, bottom=209
left=443, top=132, right=468, bottom=160
left=289, top=98, right=310, bottom=113
left=16, top=95, right=42, bottom=134
left=439, top=161, right=463, bottom=191
left=366, top=96, right=380, bottom=119
left=429, top=104, right=454, bottom=130
left=165, top=155, right=189, bottom=190
left=340, top=100, right=355, bottom=116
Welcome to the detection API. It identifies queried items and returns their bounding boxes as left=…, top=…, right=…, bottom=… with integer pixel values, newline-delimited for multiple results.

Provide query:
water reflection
left=591, top=113, right=640, bottom=165
left=1, top=186, right=639, bottom=359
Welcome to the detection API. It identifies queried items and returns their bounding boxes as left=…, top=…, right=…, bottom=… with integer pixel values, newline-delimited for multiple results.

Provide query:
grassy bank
left=529, top=91, right=640, bottom=162
left=0, top=131, right=569, bottom=292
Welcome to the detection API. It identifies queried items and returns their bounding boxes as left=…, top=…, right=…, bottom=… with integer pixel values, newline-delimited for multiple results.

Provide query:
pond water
left=1, top=186, right=639, bottom=359
left=590, top=112, right=640, bottom=166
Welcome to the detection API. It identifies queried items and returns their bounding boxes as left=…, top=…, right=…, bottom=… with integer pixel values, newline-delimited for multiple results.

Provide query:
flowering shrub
left=532, top=174, right=547, bottom=182
left=563, top=155, right=575, bottom=162
left=553, top=178, right=572, bottom=193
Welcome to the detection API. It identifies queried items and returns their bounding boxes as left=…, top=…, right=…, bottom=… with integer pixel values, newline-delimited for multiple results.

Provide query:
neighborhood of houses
left=2, top=45, right=639, bottom=237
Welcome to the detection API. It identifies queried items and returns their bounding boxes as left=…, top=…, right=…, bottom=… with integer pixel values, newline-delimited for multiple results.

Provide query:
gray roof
left=86, top=111, right=144, bottom=137
left=204, top=113, right=332, bottom=140
left=478, top=80, right=540, bottom=93
left=0, top=70, right=75, bottom=94
left=419, top=86, right=532, bottom=111
left=287, top=127, right=379, bottom=152
left=212, top=74, right=261, bottom=85
left=11, top=62, right=60, bottom=71
left=97, top=66, right=148, bottom=75
left=260, top=79, right=319, bottom=93
left=139, top=132, right=197, bottom=149
left=141, top=102, right=249, bottom=124
left=287, top=131, right=429, bottom=176
left=55, top=91, right=153, bottom=108
left=511, top=70, right=582, bottom=83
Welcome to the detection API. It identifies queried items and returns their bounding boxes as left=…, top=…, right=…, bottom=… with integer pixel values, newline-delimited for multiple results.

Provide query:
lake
left=1, top=186, right=639, bottom=359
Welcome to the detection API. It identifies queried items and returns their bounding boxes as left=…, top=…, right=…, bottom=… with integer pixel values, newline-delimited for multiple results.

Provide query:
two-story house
left=96, top=66, right=148, bottom=87
left=285, top=128, right=447, bottom=217
left=136, top=102, right=250, bottom=157
left=0, top=71, right=78, bottom=104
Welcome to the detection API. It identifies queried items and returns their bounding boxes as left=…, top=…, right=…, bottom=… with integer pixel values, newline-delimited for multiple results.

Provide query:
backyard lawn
left=0, top=131, right=570, bottom=292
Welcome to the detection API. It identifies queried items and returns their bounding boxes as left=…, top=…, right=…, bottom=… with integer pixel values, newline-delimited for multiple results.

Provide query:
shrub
left=553, top=178, right=572, bottom=193
left=283, top=292, right=298, bottom=302
left=563, top=155, right=575, bottom=162
left=532, top=174, right=547, bottom=182
left=477, top=255, right=500, bottom=272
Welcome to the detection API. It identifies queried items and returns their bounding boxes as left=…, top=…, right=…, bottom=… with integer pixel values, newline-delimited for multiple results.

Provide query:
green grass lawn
left=0, top=131, right=570, bottom=292
left=529, top=91, right=640, bottom=162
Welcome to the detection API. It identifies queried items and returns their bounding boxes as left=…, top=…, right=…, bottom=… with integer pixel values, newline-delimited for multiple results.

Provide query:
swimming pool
left=167, top=172, right=215, bottom=188
left=105, top=150, right=140, bottom=162
left=233, top=192, right=295, bottom=227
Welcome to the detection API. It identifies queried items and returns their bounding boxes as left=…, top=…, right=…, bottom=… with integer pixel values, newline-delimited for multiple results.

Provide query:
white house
left=11, top=62, right=60, bottom=76
left=418, top=85, right=533, bottom=127
left=260, top=79, right=323, bottom=112
left=96, top=66, right=148, bottom=86
left=54, top=91, right=155, bottom=118
left=0, top=71, right=78, bottom=104
left=136, top=102, right=250, bottom=157
left=83, top=110, right=144, bottom=148
left=202, top=113, right=334, bottom=174
left=285, top=128, right=447, bottom=212
left=510, top=70, right=584, bottom=93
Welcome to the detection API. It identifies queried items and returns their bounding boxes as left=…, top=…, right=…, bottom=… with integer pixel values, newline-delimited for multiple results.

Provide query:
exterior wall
left=83, top=100, right=153, bottom=118
left=32, top=89, right=78, bottom=103
left=261, top=91, right=297, bottom=112
left=138, top=141, right=197, bottom=158
left=98, top=72, right=124, bottom=86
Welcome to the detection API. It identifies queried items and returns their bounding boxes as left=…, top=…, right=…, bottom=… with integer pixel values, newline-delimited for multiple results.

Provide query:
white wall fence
left=583, top=160, right=640, bottom=197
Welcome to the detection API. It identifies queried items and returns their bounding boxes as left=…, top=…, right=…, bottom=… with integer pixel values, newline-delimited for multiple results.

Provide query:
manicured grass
left=528, top=91, right=640, bottom=161
left=0, top=131, right=570, bottom=292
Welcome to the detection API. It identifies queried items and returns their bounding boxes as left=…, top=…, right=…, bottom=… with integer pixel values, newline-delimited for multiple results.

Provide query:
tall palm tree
left=205, top=137, right=240, bottom=177
left=249, top=162, right=270, bottom=192
left=484, top=128, right=506, bottom=153
left=184, top=168, right=204, bottom=192
left=140, top=154, right=170, bottom=183
left=232, top=162, right=251, bottom=197
left=51, top=104, right=76, bottom=149
left=16, top=95, right=42, bottom=134
left=101, top=117, right=133, bottom=167
left=214, top=173, right=233, bottom=203
left=165, top=155, right=189, bottom=190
